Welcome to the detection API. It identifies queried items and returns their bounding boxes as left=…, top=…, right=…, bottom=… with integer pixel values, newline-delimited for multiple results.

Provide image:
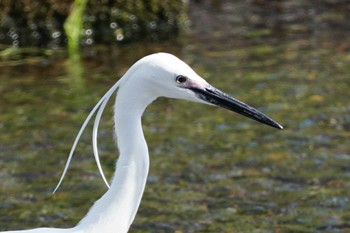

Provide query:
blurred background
left=1, top=0, right=350, bottom=232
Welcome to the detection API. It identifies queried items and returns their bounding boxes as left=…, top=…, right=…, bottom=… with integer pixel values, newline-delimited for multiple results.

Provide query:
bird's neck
left=75, top=88, right=154, bottom=233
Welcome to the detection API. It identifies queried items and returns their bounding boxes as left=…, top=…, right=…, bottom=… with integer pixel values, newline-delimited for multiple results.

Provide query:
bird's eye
left=176, top=75, right=188, bottom=84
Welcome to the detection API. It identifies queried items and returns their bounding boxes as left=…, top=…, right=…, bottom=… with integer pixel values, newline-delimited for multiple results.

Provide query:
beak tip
left=272, top=122, right=283, bottom=130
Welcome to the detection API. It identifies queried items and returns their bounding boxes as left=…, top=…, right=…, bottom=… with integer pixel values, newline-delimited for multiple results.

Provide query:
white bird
left=1, top=53, right=282, bottom=233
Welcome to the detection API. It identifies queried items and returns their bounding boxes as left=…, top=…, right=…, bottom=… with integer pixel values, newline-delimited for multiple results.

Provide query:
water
left=1, top=1, right=350, bottom=232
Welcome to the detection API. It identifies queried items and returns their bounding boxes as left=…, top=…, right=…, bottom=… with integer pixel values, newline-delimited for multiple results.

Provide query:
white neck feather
left=73, top=81, right=155, bottom=233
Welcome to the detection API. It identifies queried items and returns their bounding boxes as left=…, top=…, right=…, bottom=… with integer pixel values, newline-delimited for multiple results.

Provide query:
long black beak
left=190, top=86, right=283, bottom=129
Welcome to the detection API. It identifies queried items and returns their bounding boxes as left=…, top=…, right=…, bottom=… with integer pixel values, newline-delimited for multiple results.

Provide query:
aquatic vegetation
left=0, top=0, right=188, bottom=47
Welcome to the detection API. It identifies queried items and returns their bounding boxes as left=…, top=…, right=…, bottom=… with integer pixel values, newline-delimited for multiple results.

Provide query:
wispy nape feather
left=53, top=80, right=121, bottom=194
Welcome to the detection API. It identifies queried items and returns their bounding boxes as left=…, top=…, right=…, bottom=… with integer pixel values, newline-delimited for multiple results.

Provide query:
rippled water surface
left=1, top=1, right=350, bottom=232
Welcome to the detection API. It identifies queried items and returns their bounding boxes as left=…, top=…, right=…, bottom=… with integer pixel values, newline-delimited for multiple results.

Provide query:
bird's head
left=120, top=53, right=282, bottom=129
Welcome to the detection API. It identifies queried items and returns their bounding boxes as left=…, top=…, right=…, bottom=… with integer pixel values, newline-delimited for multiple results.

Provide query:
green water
left=1, top=2, right=350, bottom=233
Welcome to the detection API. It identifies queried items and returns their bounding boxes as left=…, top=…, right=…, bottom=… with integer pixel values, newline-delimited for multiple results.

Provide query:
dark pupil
left=177, top=75, right=187, bottom=83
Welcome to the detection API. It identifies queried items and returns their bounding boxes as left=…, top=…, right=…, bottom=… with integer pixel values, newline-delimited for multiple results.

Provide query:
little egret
left=1, top=53, right=282, bottom=233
